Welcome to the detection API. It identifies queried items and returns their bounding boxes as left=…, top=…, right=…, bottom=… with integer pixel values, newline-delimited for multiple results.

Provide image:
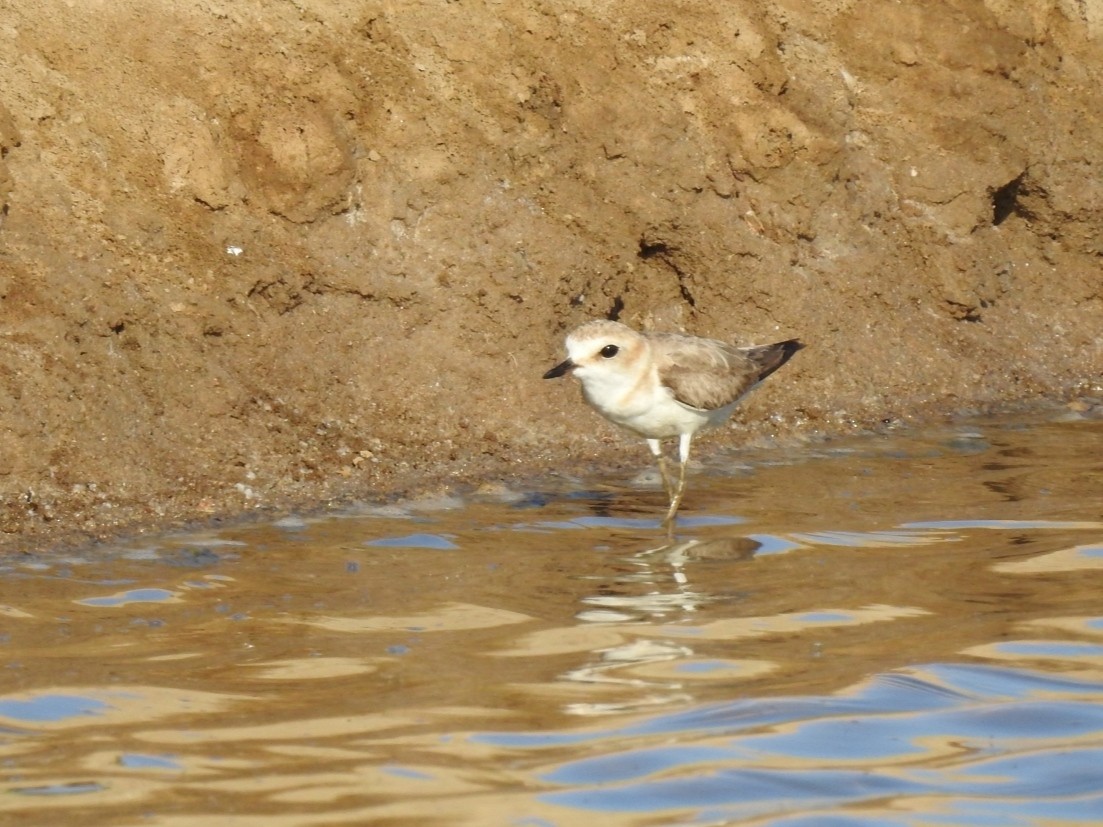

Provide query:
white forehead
left=565, top=320, right=639, bottom=357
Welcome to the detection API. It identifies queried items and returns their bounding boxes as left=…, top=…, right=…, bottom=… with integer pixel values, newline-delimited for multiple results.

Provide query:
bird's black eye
left=600, top=344, right=619, bottom=359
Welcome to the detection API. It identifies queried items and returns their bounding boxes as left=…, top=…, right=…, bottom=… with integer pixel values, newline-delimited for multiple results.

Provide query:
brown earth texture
left=1, top=0, right=1101, bottom=552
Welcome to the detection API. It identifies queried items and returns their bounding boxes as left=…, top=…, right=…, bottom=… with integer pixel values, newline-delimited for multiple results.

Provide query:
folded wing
left=655, top=335, right=804, bottom=411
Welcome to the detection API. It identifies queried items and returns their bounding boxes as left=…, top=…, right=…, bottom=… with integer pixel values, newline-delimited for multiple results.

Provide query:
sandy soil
left=0, top=0, right=1100, bottom=551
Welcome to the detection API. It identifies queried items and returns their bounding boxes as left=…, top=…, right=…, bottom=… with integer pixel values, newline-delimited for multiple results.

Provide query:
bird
left=543, top=319, right=804, bottom=528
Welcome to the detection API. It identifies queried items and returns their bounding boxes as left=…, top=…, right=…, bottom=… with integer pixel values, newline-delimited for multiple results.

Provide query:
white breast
left=581, top=374, right=716, bottom=439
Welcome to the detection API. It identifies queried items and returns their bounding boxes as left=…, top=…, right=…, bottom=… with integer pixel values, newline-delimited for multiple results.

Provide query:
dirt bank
left=1, top=0, right=1101, bottom=551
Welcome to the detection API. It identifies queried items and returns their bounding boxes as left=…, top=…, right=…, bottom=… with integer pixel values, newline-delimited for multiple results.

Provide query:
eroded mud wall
left=0, top=1, right=1100, bottom=546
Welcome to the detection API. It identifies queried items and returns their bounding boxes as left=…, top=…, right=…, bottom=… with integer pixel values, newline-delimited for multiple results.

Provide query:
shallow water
left=2, top=412, right=1103, bottom=825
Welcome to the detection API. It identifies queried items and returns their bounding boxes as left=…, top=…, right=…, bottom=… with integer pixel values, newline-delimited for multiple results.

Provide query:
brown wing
left=654, top=334, right=804, bottom=411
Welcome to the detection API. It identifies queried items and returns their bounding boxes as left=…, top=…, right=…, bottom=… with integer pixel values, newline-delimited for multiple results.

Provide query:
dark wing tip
left=753, top=338, right=804, bottom=383
left=779, top=338, right=805, bottom=356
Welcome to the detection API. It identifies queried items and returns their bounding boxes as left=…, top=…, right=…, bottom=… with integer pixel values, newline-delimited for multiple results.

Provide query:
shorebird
left=544, top=319, right=804, bottom=528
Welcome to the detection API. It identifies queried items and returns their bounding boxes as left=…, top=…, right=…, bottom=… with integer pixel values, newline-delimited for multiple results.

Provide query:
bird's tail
left=749, top=339, right=805, bottom=382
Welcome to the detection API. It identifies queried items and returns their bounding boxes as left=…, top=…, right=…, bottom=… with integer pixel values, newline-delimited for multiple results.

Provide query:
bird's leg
left=661, top=433, right=693, bottom=529
left=646, top=438, right=674, bottom=499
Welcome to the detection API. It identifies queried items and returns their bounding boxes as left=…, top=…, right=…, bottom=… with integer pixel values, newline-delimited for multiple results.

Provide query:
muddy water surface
left=2, top=412, right=1103, bottom=825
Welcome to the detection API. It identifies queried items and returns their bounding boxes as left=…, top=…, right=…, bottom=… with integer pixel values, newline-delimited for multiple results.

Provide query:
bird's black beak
left=543, top=358, right=575, bottom=379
